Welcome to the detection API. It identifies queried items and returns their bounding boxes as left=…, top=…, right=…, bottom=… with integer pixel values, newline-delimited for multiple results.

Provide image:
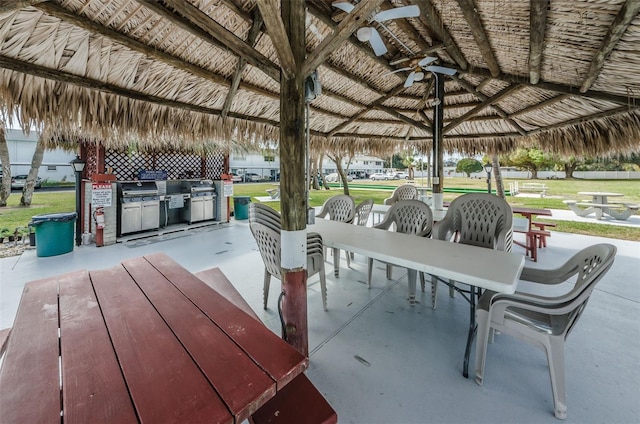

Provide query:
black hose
left=277, top=290, right=287, bottom=341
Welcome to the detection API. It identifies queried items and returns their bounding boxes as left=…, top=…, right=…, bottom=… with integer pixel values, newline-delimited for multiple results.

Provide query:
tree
left=401, top=153, right=415, bottom=179
left=501, top=148, right=553, bottom=179
left=20, top=132, right=45, bottom=206
left=326, top=151, right=354, bottom=195
left=456, top=158, right=482, bottom=177
left=0, top=123, right=11, bottom=207
left=554, top=155, right=582, bottom=179
left=491, top=155, right=505, bottom=198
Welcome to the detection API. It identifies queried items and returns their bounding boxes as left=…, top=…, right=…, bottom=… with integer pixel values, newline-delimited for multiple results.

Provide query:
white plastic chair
left=430, top=193, right=513, bottom=308
left=367, top=200, right=433, bottom=303
left=249, top=204, right=328, bottom=311
left=474, top=243, right=616, bottom=420
left=383, top=184, right=418, bottom=205
left=316, top=195, right=355, bottom=276
left=348, top=199, right=375, bottom=260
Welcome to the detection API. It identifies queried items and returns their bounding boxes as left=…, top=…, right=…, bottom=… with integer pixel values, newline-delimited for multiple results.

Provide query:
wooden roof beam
left=453, top=75, right=527, bottom=136
left=580, top=0, right=640, bottom=92
left=138, top=0, right=280, bottom=81
left=255, top=0, right=295, bottom=79
left=221, top=10, right=263, bottom=119
left=509, top=94, right=569, bottom=117
left=529, top=0, right=549, bottom=84
left=528, top=105, right=638, bottom=135
left=328, top=84, right=407, bottom=136
left=417, top=0, right=468, bottom=70
left=444, top=84, right=522, bottom=133
left=0, top=54, right=352, bottom=132
left=0, top=0, right=48, bottom=14
left=303, top=0, right=384, bottom=77
left=456, top=0, right=500, bottom=77
left=375, top=105, right=432, bottom=135
left=455, top=66, right=639, bottom=105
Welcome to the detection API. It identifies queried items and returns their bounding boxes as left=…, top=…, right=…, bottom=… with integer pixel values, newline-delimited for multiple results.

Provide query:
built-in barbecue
left=181, top=180, right=217, bottom=223
left=118, top=181, right=160, bottom=235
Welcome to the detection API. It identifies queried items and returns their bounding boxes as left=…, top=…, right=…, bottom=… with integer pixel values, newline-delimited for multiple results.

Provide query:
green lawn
left=2, top=178, right=639, bottom=241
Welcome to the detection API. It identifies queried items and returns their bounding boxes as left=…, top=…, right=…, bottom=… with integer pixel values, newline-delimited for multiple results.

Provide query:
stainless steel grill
left=181, top=180, right=217, bottom=223
left=119, top=182, right=160, bottom=235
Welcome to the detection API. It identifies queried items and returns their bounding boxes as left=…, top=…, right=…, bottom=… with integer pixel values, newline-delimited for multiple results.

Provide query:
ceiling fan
left=388, top=56, right=457, bottom=87
left=332, top=2, right=420, bottom=56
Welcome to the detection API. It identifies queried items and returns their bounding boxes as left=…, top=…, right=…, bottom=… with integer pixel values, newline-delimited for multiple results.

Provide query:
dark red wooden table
left=511, top=206, right=553, bottom=260
left=0, top=253, right=308, bottom=424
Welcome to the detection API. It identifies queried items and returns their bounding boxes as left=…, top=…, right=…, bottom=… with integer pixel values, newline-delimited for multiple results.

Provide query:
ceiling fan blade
left=385, top=67, right=413, bottom=75
left=368, top=28, right=388, bottom=56
left=332, top=1, right=354, bottom=13
left=424, top=65, right=457, bottom=76
left=375, top=5, right=420, bottom=22
left=418, top=56, right=437, bottom=67
left=404, top=71, right=416, bottom=88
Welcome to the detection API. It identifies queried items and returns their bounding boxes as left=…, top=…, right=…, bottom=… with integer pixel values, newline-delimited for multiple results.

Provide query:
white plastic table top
left=309, top=218, right=524, bottom=294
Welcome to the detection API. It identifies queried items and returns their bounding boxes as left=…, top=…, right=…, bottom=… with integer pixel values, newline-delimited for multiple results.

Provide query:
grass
left=0, top=191, right=76, bottom=233
left=1, top=178, right=639, bottom=241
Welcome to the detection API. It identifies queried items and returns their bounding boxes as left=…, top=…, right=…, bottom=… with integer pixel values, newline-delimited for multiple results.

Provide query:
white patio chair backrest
left=376, top=200, right=433, bottom=237
left=316, top=195, right=355, bottom=223
left=384, top=184, right=418, bottom=205
left=433, top=193, right=513, bottom=252
left=354, top=199, right=374, bottom=226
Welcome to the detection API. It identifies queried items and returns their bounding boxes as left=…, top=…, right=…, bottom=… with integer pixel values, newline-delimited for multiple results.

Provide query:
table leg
left=463, top=286, right=480, bottom=378
left=332, top=247, right=340, bottom=277
left=407, top=269, right=417, bottom=305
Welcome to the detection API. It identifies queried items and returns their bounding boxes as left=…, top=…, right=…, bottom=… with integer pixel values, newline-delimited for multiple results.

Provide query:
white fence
left=468, top=170, right=640, bottom=180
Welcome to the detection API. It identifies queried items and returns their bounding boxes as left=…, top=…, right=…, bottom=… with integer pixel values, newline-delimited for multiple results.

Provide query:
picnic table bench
left=266, top=187, right=280, bottom=199
left=564, top=199, right=639, bottom=220
left=519, top=182, right=547, bottom=197
left=0, top=254, right=336, bottom=424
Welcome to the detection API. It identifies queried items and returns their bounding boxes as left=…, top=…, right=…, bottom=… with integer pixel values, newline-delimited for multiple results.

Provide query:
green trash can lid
left=31, top=212, right=77, bottom=224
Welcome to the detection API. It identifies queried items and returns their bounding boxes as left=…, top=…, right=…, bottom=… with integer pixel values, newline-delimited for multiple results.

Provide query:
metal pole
left=487, top=169, right=492, bottom=194
left=75, top=170, right=82, bottom=246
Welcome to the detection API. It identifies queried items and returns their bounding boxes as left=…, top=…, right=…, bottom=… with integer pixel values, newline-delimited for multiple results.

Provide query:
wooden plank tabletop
left=0, top=253, right=307, bottom=424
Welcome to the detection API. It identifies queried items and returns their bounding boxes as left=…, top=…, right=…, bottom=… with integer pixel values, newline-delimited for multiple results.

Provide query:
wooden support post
left=279, top=0, right=308, bottom=357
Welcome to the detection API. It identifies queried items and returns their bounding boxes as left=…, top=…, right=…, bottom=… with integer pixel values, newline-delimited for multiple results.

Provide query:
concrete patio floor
left=1, top=213, right=639, bottom=423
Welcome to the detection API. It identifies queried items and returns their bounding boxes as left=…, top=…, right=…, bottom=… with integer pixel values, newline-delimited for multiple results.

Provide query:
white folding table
left=309, top=218, right=525, bottom=378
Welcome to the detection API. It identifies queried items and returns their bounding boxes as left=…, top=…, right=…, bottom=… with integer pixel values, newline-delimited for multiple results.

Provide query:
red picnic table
left=511, top=206, right=555, bottom=262
left=0, top=253, right=334, bottom=423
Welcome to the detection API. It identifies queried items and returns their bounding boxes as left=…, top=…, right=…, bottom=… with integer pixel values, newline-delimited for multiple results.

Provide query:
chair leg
left=407, top=269, right=417, bottom=305
left=332, top=248, right=340, bottom=277
left=420, top=272, right=425, bottom=292
left=449, top=280, right=456, bottom=298
left=345, top=249, right=351, bottom=268
left=386, top=264, right=392, bottom=280
left=473, top=309, right=491, bottom=386
left=263, top=270, right=271, bottom=310
left=546, top=336, right=567, bottom=420
left=367, top=258, right=374, bottom=289
left=319, top=266, right=328, bottom=312
left=431, top=275, right=438, bottom=309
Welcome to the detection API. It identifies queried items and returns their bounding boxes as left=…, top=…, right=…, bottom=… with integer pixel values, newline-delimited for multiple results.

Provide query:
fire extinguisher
left=93, top=207, right=105, bottom=247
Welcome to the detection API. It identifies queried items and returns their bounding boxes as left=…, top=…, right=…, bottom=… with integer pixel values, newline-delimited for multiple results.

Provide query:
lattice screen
left=104, top=149, right=225, bottom=181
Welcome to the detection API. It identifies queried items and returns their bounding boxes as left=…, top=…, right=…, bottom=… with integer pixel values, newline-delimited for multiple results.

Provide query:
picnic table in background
left=511, top=206, right=555, bottom=262
left=0, top=253, right=311, bottom=424
left=564, top=191, right=639, bottom=220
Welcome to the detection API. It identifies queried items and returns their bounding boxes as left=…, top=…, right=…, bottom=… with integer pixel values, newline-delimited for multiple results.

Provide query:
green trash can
left=233, top=196, right=251, bottom=220
left=31, top=212, right=77, bottom=257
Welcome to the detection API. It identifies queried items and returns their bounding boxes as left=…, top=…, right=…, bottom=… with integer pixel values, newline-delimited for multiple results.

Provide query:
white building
left=229, top=151, right=386, bottom=180
left=3, top=129, right=76, bottom=182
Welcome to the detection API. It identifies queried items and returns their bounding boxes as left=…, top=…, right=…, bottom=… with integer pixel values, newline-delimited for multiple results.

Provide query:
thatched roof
left=1, top=0, right=639, bottom=156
